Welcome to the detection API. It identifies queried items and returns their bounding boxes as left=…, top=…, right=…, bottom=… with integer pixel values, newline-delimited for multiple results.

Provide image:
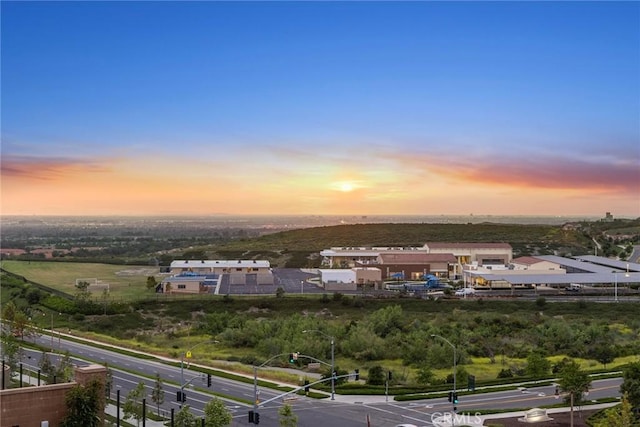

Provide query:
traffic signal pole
left=431, top=334, right=457, bottom=419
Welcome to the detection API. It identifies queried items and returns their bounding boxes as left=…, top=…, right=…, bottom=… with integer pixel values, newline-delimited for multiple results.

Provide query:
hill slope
left=210, top=223, right=592, bottom=267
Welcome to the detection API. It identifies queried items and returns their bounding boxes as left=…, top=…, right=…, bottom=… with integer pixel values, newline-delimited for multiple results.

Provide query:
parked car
left=455, top=287, right=476, bottom=296
left=566, top=283, right=582, bottom=292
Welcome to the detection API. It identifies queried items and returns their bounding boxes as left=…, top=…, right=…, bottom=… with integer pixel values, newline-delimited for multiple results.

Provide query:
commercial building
left=462, top=255, right=640, bottom=289
left=320, top=243, right=513, bottom=280
left=160, top=260, right=274, bottom=293
left=318, top=267, right=382, bottom=291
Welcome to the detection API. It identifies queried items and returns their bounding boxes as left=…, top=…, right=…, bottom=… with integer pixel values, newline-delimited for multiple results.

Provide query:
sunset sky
left=2, top=1, right=639, bottom=217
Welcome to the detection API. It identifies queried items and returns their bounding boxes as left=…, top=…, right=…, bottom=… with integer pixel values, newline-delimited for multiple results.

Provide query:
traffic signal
left=468, top=374, right=476, bottom=391
left=388, top=371, right=393, bottom=381
left=288, top=353, right=298, bottom=363
left=453, top=392, right=459, bottom=404
left=448, top=391, right=453, bottom=402
left=248, top=410, right=254, bottom=423
left=255, top=412, right=260, bottom=424
left=354, top=369, right=359, bottom=381
left=207, top=373, right=212, bottom=387
left=176, top=390, right=186, bottom=403
left=304, top=379, right=310, bottom=393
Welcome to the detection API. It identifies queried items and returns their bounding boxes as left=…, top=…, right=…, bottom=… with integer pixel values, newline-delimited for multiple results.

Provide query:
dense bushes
left=192, top=302, right=640, bottom=373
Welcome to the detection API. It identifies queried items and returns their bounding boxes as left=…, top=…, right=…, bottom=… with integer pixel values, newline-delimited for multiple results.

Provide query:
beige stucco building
left=161, top=259, right=274, bottom=293
left=320, top=243, right=513, bottom=280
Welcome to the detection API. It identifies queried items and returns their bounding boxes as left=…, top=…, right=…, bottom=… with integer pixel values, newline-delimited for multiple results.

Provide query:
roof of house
left=170, top=260, right=270, bottom=268
left=424, top=242, right=512, bottom=249
left=378, top=253, right=457, bottom=263
left=511, top=256, right=547, bottom=265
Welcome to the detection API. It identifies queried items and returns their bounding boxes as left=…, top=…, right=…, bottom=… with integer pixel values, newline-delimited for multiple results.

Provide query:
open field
left=0, top=260, right=160, bottom=299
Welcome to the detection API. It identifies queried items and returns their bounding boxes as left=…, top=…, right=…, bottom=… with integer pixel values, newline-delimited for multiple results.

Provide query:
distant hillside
left=208, top=223, right=593, bottom=268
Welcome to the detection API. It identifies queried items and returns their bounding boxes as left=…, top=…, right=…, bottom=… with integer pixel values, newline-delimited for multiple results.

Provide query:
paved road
left=17, top=333, right=624, bottom=426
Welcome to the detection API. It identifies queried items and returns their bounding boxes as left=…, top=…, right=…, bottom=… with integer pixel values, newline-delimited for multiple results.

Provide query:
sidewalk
left=105, top=403, right=167, bottom=427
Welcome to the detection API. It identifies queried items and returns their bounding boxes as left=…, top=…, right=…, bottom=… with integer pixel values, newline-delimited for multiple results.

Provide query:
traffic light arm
left=256, top=353, right=295, bottom=370
left=291, top=353, right=332, bottom=368
left=257, top=373, right=354, bottom=407
left=180, top=374, right=203, bottom=395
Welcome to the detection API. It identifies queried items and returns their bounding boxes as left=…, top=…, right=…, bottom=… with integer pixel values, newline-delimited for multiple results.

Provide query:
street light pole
left=253, top=366, right=258, bottom=418
left=431, top=334, right=456, bottom=414
left=303, top=329, right=335, bottom=400
left=330, top=336, right=335, bottom=400
left=50, top=313, right=54, bottom=352
left=179, top=340, right=218, bottom=408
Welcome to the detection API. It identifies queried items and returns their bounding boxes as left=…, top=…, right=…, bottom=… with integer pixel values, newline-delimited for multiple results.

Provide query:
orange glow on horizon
left=1, top=152, right=638, bottom=217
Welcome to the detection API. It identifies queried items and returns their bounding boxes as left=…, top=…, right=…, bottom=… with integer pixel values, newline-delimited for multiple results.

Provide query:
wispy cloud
left=1, top=155, right=112, bottom=181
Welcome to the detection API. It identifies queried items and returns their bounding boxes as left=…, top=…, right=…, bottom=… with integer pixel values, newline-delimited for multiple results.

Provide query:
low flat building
left=422, top=242, right=513, bottom=266
left=160, top=273, right=217, bottom=294
left=163, top=260, right=274, bottom=293
left=511, top=256, right=563, bottom=271
left=320, top=243, right=512, bottom=280
left=369, top=252, right=457, bottom=280
left=318, top=269, right=357, bottom=291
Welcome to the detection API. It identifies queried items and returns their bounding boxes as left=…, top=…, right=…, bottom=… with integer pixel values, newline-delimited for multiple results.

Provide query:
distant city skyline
left=1, top=1, right=638, bottom=217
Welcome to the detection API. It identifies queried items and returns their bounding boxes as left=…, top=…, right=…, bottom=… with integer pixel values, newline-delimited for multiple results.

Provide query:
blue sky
left=2, top=1, right=639, bottom=216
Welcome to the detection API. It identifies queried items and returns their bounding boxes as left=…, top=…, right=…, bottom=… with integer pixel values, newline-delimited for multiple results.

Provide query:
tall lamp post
left=431, top=334, right=457, bottom=413
left=303, top=329, right=335, bottom=400
left=180, top=340, right=218, bottom=407
left=31, top=309, right=58, bottom=351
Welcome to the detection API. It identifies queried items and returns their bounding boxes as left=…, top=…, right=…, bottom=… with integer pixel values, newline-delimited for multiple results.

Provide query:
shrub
left=497, top=368, right=513, bottom=378
left=367, top=366, right=385, bottom=385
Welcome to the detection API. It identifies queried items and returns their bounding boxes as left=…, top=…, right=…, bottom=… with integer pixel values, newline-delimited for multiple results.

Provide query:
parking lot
left=216, top=268, right=326, bottom=295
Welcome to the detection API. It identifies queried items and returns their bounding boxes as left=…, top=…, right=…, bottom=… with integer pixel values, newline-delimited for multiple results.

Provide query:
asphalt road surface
left=17, top=332, right=624, bottom=427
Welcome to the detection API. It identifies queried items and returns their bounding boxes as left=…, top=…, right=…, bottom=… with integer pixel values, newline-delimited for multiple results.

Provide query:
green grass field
left=0, top=260, right=160, bottom=300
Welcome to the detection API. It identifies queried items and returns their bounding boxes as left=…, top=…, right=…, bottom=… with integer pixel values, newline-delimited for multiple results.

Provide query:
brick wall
left=0, top=364, right=106, bottom=427
left=0, top=382, right=71, bottom=427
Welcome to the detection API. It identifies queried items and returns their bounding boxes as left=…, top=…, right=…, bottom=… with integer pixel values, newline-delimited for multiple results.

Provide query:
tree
left=104, top=363, right=114, bottom=399
left=2, top=300, right=18, bottom=323
left=620, top=361, right=640, bottom=410
left=39, top=351, right=56, bottom=382
left=0, top=332, right=22, bottom=372
left=203, top=398, right=232, bottom=427
left=593, top=394, right=635, bottom=427
left=75, top=280, right=91, bottom=302
left=279, top=403, right=298, bottom=427
left=415, top=366, right=435, bottom=385
left=367, top=365, right=385, bottom=385
left=123, top=381, right=147, bottom=427
left=590, top=342, right=617, bottom=369
left=1, top=301, right=33, bottom=340
left=146, top=276, right=158, bottom=290
left=56, top=351, right=74, bottom=382
left=558, top=359, right=591, bottom=406
left=60, top=379, right=103, bottom=427
left=171, top=405, right=197, bottom=427
left=525, top=351, right=551, bottom=378
left=12, top=310, right=32, bottom=340
left=151, top=373, right=165, bottom=416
